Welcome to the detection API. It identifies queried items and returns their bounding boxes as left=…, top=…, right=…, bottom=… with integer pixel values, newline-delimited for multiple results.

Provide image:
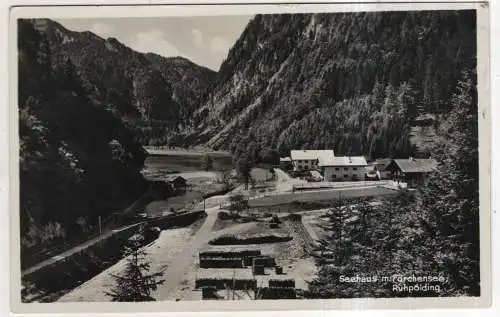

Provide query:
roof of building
left=280, top=157, right=292, bottom=162
left=370, top=158, right=392, bottom=167
left=196, top=268, right=254, bottom=280
left=164, top=175, right=187, bottom=182
left=387, top=158, right=438, bottom=173
left=290, top=150, right=335, bottom=165
left=321, top=156, right=368, bottom=167
left=200, top=245, right=261, bottom=253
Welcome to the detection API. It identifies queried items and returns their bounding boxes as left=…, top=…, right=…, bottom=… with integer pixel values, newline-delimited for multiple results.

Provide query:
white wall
left=323, top=166, right=366, bottom=181
left=292, top=159, right=318, bottom=171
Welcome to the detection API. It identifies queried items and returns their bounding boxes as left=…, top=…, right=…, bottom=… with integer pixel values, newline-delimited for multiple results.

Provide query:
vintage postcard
left=9, top=1, right=491, bottom=313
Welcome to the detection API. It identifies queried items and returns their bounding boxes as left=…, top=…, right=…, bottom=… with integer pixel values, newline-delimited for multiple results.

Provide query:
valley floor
left=57, top=168, right=400, bottom=302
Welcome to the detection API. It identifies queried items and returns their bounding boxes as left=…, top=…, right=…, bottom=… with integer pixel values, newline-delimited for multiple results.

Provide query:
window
left=353, top=167, right=358, bottom=171
left=344, top=174, right=348, bottom=178
left=332, top=175, right=336, bottom=179
left=335, top=167, right=340, bottom=171
left=344, top=167, right=349, bottom=171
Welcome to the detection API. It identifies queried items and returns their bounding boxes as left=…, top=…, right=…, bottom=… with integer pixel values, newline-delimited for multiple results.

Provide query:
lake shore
left=143, top=146, right=231, bottom=157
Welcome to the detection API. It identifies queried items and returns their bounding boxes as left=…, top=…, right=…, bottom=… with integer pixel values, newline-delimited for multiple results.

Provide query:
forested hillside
left=31, top=19, right=216, bottom=146
left=307, top=71, right=479, bottom=297
left=189, top=10, right=476, bottom=160
left=18, top=20, right=149, bottom=250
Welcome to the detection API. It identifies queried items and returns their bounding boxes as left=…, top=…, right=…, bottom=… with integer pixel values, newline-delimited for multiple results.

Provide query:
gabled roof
left=370, top=158, right=392, bottom=167
left=290, top=150, right=335, bottom=165
left=164, top=175, right=187, bottom=182
left=387, top=158, right=438, bottom=173
left=320, top=156, right=368, bottom=167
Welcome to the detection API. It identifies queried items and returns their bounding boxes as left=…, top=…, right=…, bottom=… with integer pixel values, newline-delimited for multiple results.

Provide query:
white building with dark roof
left=385, top=157, right=438, bottom=187
left=289, top=150, right=335, bottom=172
left=320, top=156, right=368, bottom=181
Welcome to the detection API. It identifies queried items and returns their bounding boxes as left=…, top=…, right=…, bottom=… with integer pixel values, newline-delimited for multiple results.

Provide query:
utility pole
left=232, top=269, right=236, bottom=300
left=98, top=215, right=102, bottom=235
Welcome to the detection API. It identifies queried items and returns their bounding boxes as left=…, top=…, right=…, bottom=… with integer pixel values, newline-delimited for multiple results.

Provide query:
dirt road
left=153, top=206, right=220, bottom=300
left=22, top=223, right=142, bottom=277
left=154, top=206, right=257, bottom=300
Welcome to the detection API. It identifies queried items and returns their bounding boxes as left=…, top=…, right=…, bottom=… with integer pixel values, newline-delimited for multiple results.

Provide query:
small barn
left=385, top=158, right=438, bottom=187
left=279, top=157, right=293, bottom=171
left=164, top=175, right=187, bottom=192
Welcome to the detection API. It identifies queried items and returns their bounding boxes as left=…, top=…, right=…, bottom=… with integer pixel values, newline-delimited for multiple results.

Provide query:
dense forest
left=18, top=19, right=218, bottom=252
left=307, top=71, right=479, bottom=297
left=189, top=10, right=476, bottom=161
left=18, top=20, right=150, bottom=250
left=30, top=19, right=216, bottom=146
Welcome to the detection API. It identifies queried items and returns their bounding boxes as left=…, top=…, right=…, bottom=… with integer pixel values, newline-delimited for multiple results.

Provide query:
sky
left=56, top=16, right=253, bottom=71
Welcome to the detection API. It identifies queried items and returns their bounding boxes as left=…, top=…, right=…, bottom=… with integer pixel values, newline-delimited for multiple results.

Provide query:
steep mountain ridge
left=32, top=19, right=216, bottom=145
left=189, top=11, right=476, bottom=159
left=18, top=20, right=148, bottom=250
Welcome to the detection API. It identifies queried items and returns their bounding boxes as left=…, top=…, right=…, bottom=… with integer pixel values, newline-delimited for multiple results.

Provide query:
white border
left=5, top=1, right=493, bottom=315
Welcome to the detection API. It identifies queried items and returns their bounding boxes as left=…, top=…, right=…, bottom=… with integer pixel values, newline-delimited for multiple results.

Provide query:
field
left=248, top=186, right=397, bottom=207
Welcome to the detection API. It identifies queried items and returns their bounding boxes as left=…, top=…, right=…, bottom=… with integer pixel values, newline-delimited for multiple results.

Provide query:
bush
left=208, top=234, right=292, bottom=245
left=217, top=211, right=235, bottom=220
left=288, top=214, right=302, bottom=221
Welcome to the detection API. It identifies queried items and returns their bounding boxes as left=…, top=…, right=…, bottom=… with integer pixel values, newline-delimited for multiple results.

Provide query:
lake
left=141, top=150, right=234, bottom=217
left=143, top=152, right=233, bottom=180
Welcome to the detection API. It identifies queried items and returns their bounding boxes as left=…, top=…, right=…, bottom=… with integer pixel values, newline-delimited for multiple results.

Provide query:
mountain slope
left=18, top=20, right=148, bottom=250
left=31, top=19, right=216, bottom=145
left=189, top=11, right=476, bottom=159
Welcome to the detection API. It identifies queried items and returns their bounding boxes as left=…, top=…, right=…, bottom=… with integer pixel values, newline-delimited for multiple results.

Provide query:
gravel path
left=58, top=227, right=193, bottom=302
left=153, top=206, right=220, bottom=300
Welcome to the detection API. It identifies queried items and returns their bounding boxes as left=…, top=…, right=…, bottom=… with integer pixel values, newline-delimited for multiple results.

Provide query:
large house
left=321, top=156, right=368, bottom=181
left=290, top=150, right=335, bottom=172
left=385, top=158, right=438, bottom=187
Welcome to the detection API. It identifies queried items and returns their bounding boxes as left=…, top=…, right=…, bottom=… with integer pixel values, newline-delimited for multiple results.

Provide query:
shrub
left=199, top=250, right=261, bottom=258
left=217, top=211, right=234, bottom=220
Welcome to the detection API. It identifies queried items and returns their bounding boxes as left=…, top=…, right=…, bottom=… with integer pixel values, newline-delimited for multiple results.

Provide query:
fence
left=292, top=180, right=392, bottom=191
left=22, top=210, right=205, bottom=302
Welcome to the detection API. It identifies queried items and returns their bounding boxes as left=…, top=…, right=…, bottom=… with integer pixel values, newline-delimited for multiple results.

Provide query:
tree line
left=307, top=71, right=479, bottom=297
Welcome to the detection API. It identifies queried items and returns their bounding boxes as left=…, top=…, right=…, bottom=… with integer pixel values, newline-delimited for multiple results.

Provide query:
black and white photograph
left=10, top=2, right=491, bottom=312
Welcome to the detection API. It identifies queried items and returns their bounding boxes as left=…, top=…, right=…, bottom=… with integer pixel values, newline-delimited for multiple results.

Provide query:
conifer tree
left=415, top=70, right=479, bottom=296
left=106, top=229, right=164, bottom=301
